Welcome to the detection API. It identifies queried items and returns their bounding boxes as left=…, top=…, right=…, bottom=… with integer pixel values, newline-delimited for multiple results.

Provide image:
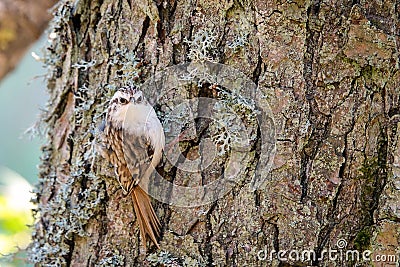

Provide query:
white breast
left=124, top=103, right=165, bottom=152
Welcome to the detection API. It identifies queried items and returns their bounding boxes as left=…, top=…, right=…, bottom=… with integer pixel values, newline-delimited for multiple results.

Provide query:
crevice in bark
left=252, top=115, right=263, bottom=207
left=156, top=5, right=165, bottom=44
left=203, top=203, right=217, bottom=267
left=395, top=2, right=400, bottom=65
left=156, top=0, right=178, bottom=45
left=79, top=22, right=90, bottom=50
left=71, top=0, right=90, bottom=49
left=134, top=16, right=150, bottom=52
left=271, top=223, right=279, bottom=253
left=351, top=123, right=388, bottom=252
left=71, top=13, right=81, bottom=35
left=185, top=219, right=200, bottom=236
left=65, top=236, right=75, bottom=267
left=303, top=0, right=321, bottom=99
left=254, top=190, right=261, bottom=209
left=389, top=106, right=400, bottom=118
left=252, top=53, right=262, bottom=85
left=313, top=98, right=357, bottom=265
left=67, top=134, right=74, bottom=165
left=300, top=0, right=328, bottom=204
left=300, top=113, right=332, bottom=204
left=161, top=88, right=214, bottom=232
left=219, top=25, right=230, bottom=64
left=184, top=10, right=195, bottom=62
left=371, top=127, right=388, bottom=212
left=97, top=182, right=109, bottom=256
left=51, top=90, right=72, bottom=123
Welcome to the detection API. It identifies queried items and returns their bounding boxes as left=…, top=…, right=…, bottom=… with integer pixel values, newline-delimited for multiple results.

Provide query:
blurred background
left=0, top=37, right=47, bottom=266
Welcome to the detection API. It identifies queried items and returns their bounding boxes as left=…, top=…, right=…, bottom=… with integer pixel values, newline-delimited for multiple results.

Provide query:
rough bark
left=0, top=0, right=58, bottom=80
left=29, top=0, right=400, bottom=266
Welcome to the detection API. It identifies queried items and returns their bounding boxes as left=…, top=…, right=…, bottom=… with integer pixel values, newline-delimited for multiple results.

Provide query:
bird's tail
left=131, top=186, right=161, bottom=248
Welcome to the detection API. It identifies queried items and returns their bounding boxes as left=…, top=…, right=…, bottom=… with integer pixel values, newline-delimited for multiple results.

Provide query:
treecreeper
left=99, top=85, right=164, bottom=248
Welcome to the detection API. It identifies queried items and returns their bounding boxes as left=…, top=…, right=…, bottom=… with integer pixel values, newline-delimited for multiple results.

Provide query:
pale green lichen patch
left=109, top=48, right=145, bottom=86
left=146, top=232, right=207, bottom=267
left=226, top=33, right=248, bottom=52
left=96, top=250, right=125, bottom=266
left=210, top=87, right=258, bottom=156
left=147, top=251, right=205, bottom=267
left=185, top=27, right=218, bottom=62
left=147, top=251, right=180, bottom=266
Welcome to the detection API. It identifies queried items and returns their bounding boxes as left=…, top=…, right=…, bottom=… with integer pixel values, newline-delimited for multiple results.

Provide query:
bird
left=100, top=85, right=164, bottom=248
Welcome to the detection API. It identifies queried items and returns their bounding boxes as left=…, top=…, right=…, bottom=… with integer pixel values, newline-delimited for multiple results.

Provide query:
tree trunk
left=29, top=0, right=400, bottom=266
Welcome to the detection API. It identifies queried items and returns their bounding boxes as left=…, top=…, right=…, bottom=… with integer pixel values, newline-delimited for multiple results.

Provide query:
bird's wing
left=119, top=131, right=154, bottom=193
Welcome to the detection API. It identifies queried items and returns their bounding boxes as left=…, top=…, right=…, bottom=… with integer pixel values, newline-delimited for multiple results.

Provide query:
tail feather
left=131, top=186, right=161, bottom=248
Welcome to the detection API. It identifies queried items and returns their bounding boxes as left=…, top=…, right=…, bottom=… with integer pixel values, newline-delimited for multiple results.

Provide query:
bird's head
left=107, top=86, right=148, bottom=125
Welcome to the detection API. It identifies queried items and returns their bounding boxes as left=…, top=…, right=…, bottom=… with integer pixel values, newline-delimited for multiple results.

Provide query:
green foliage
left=0, top=185, right=34, bottom=267
left=0, top=196, right=31, bottom=234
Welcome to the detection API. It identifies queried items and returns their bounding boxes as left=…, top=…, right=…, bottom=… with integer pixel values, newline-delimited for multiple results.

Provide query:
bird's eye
left=136, top=95, right=143, bottom=103
left=119, top=97, right=128, bottom=104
